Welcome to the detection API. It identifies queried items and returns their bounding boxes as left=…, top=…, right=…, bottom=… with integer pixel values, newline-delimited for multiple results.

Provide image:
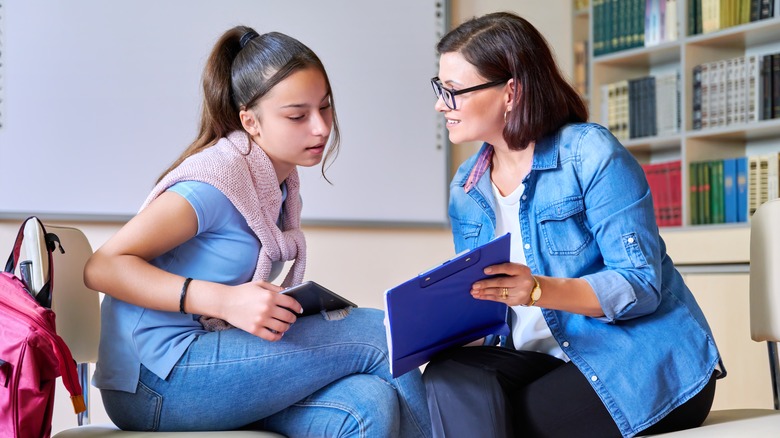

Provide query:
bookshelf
left=582, top=0, right=780, bottom=229
left=577, top=0, right=780, bottom=411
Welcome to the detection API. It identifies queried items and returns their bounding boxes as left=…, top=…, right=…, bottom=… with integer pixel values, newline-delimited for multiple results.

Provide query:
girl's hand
left=221, top=281, right=304, bottom=341
left=470, top=262, right=537, bottom=307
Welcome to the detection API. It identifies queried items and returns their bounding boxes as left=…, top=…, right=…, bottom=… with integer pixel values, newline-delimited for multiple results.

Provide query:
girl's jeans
left=101, top=308, right=431, bottom=437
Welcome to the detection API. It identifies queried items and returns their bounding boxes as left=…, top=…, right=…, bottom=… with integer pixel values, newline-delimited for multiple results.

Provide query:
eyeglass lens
left=431, top=79, right=456, bottom=109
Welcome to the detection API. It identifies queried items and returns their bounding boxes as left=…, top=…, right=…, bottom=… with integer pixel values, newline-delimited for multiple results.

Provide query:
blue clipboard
left=384, top=233, right=512, bottom=378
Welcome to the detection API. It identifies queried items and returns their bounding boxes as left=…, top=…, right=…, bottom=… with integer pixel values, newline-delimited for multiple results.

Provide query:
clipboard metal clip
left=418, top=248, right=482, bottom=288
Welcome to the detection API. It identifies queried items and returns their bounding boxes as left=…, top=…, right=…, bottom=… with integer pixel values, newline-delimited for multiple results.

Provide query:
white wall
left=0, top=0, right=573, bottom=433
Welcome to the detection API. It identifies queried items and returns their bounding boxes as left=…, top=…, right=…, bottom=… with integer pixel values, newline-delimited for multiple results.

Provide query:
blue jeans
left=100, top=308, right=431, bottom=437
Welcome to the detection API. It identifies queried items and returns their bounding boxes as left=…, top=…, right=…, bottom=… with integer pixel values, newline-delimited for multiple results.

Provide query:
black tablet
left=282, top=281, right=358, bottom=316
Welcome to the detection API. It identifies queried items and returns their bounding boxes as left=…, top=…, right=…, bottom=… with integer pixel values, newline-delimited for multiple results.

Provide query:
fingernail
left=484, top=267, right=492, bottom=274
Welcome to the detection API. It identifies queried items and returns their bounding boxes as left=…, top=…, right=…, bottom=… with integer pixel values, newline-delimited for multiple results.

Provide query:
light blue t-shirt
left=93, top=181, right=285, bottom=392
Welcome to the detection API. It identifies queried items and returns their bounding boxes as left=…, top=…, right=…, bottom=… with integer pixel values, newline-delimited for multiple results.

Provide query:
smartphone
left=281, top=281, right=358, bottom=316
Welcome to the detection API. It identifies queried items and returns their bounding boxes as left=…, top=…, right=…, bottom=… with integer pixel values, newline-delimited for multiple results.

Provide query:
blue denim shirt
left=449, top=123, right=723, bottom=437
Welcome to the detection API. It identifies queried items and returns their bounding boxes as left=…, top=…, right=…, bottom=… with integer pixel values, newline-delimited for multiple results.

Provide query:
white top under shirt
left=491, top=181, right=568, bottom=361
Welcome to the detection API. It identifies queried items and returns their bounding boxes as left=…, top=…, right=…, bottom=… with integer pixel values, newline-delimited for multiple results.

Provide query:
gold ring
left=501, top=288, right=509, bottom=299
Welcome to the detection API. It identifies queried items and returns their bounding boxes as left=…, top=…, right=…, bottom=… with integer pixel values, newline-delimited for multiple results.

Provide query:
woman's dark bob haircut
left=438, top=12, right=588, bottom=150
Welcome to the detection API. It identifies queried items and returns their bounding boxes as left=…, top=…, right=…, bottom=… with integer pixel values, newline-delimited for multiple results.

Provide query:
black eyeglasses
left=430, top=76, right=507, bottom=110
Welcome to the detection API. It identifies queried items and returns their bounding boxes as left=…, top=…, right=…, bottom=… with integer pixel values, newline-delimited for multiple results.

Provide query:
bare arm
left=84, top=191, right=302, bottom=340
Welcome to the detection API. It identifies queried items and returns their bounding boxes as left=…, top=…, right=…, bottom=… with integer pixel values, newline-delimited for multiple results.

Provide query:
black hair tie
left=239, top=30, right=259, bottom=49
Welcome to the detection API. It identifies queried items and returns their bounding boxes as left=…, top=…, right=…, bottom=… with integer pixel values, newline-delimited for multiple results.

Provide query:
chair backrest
left=750, top=198, right=780, bottom=343
left=23, top=224, right=100, bottom=363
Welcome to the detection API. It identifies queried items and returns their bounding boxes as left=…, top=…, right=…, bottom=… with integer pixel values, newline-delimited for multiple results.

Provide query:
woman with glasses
left=84, top=25, right=431, bottom=437
left=424, top=12, right=723, bottom=438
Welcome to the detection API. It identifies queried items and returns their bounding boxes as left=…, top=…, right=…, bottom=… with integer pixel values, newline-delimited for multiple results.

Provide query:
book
left=384, top=233, right=512, bottom=377
left=668, top=160, right=683, bottom=226
left=656, top=73, right=676, bottom=135
left=693, top=65, right=703, bottom=129
left=608, top=82, right=619, bottom=136
left=648, top=76, right=658, bottom=136
left=710, top=159, right=725, bottom=224
left=723, top=158, right=738, bottom=223
left=688, top=0, right=702, bottom=35
left=689, top=162, right=698, bottom=224
left=618, top=79, right=630, bottom=140
left=768, top=152, right=780, bottom=201
left=747, top=54, right=761, bottom=123
left=762, top=53, right=773, bottom=120
left=665, top=0, right=678, bottom=42
left=700, top=161, right=712, bottom=224
left=749, top=155, right=761, bottom=217
left=736, top=156, right=749, bottom=222
left=759, top=0, right=773, bottom=19
left=773, top=54, right=780, bottom=119
left=645, top=0, right=661, bottom=47
left=751, top=0, right=761, bottom=22
left=701, top=62, right=711, bottom=129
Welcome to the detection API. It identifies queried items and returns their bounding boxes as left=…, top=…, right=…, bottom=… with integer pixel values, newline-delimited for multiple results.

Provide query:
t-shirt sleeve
left=167, top=181, right=233, bottom=235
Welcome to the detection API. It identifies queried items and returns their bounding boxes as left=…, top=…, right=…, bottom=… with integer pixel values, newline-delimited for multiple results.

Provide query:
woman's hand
left=218, top=281, right=304, bottom=341
left=471, top=262, right=537, bottom=307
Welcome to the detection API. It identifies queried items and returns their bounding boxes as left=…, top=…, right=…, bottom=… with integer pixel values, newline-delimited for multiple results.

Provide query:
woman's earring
left=504, top=110, right=510, bottom=123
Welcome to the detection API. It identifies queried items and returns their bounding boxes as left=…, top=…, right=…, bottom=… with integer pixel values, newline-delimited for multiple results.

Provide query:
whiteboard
left=0, top=0, right=449, bottom=225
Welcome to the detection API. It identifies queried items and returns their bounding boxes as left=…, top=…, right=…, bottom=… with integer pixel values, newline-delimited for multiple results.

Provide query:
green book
left=700, top=161, right=711, bottom=224
left=690, top=162, right=700, bottom=225
left=710, top=160, right=725, bottom=224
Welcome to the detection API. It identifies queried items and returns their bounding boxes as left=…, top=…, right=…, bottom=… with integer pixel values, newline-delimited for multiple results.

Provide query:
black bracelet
left=179, top=277, right=193, bottom=314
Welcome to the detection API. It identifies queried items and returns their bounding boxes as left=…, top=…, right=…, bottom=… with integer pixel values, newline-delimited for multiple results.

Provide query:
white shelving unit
left=585, top=1, right=780, bottom=228
left=576, top=1, right=780, bottom=410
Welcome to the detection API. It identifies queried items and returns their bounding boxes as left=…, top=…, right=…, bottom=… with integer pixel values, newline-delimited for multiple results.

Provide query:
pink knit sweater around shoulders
left=141, top=131, right=307, bottom=330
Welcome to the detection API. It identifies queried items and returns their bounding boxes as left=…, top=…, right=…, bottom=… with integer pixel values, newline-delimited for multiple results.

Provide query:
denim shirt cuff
left=582, top=270, right=637, bottom=322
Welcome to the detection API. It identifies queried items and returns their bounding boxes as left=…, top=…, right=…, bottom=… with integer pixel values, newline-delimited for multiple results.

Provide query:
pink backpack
left=0, top=217, right=85, bottom=438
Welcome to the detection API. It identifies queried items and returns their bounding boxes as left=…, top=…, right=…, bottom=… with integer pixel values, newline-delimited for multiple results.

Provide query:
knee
left=422, top=358, right=457, bottom=389
left=306, top=374, right=400, bottom=437
left=423, top=357, right=492, bottom=395
left=348, top=375, right=400, bottom=434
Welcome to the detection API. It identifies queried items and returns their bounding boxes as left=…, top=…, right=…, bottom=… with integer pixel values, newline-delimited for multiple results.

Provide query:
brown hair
left=158, top=26, right=340, bottom=182
left=437, top=12, right=587, bottom=150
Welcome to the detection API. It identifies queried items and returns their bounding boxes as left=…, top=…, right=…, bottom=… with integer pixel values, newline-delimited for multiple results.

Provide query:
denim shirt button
left=591, top=375, right=598, bottom=382
left=562, top=341, right=570, bottom=348
left=627, top=237, right=635, bottom=244
left=522, top=195, right=527, bottom=200
left=524, top=243, right=531, bottom=249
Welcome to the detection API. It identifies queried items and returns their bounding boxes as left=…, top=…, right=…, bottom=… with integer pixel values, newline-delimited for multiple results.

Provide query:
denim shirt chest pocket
left=535, top=195, right=592, bottom=255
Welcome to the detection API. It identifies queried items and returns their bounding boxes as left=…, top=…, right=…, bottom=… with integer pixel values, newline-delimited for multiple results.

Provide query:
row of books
left=602, top=72, right=681, bottom=141
left=689, top=153, right=780, bottom=225
left=643, top=153, right=780, bottom=227
left=689, top=0, right=775, bottom=36
left=592, top=0, right=678, bottom=57
left=642, top=161, right=683, bottom=227
left=692, top=53, right=780, bottom=130
left=690, top=158, right=748, bottom=225
left=748, top=153, right=780, bottom=217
